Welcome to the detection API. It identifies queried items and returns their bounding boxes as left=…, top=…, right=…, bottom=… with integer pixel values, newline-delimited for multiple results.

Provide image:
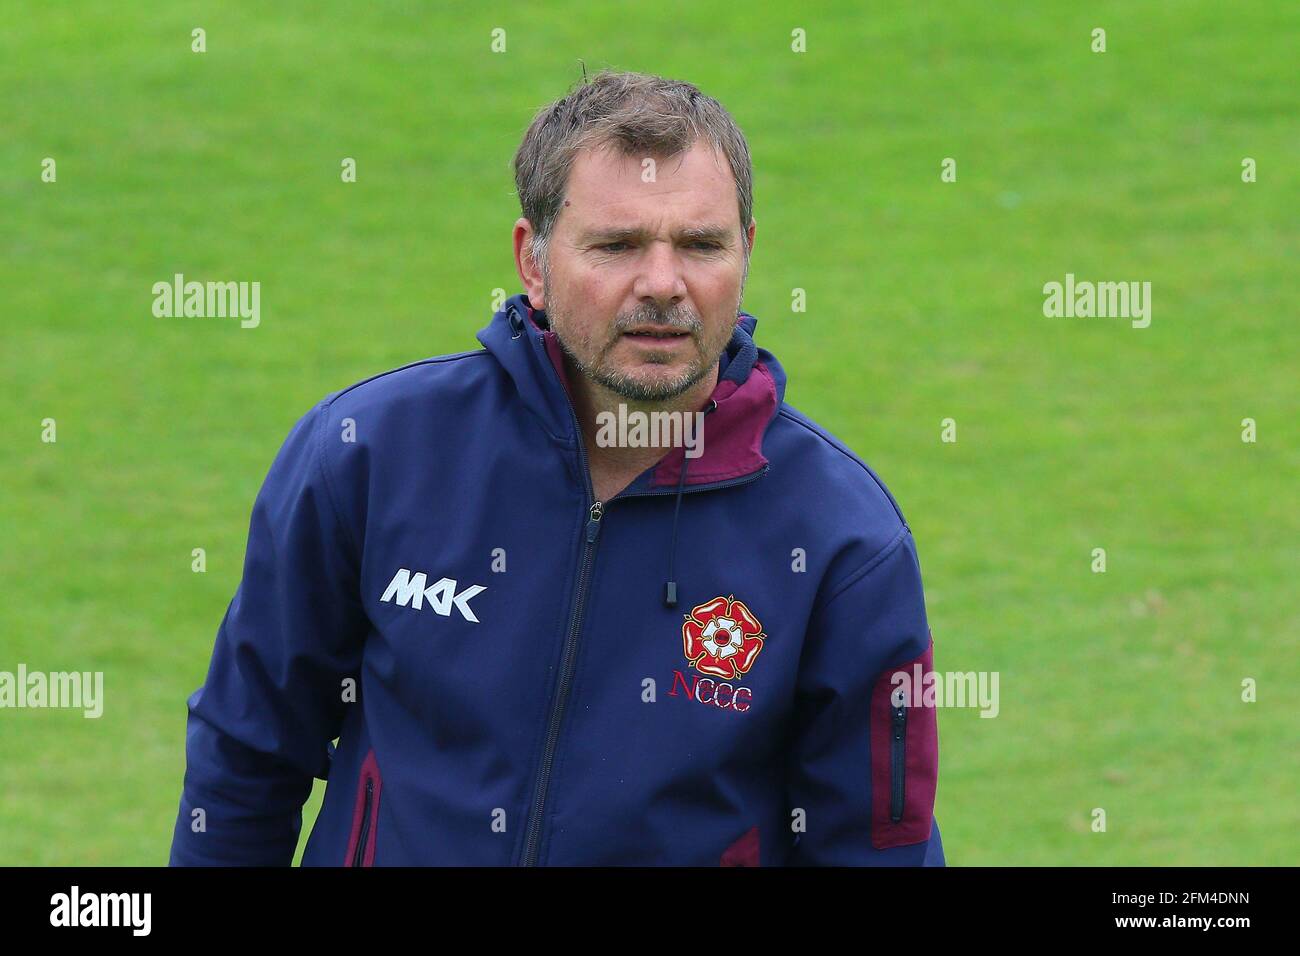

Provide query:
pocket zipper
left=353, top=778, right=374, bottom=867
left=890, top=693, right=907, bottom=823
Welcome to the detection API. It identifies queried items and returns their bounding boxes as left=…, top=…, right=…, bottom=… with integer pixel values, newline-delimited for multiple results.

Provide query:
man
left=169, top=70, right=944, bottom=866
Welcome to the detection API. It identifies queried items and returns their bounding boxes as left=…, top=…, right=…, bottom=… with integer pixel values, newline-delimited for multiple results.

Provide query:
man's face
left=528, top=141, right=754, bottom=403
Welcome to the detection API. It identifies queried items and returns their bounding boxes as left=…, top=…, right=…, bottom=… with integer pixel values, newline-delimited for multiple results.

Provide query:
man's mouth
left=623, top=327, right=690, bottom=339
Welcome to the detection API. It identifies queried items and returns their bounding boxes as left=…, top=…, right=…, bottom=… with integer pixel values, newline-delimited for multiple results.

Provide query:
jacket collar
left=477, top=293, right=785, bottom=493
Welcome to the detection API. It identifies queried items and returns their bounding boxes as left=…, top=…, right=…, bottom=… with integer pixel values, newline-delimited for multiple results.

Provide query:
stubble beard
left=543, top=273, right=743, bottom=403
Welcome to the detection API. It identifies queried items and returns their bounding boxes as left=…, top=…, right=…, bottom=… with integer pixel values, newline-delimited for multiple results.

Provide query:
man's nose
left=632, top=239, right=688, bottom=306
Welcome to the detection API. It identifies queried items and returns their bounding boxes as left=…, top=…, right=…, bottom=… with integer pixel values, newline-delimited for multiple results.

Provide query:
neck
left=568, top=358, right=719, bottom=483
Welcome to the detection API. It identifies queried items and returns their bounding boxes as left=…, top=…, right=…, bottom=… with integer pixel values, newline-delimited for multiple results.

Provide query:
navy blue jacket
left=168, top=293, right=945, bottom=866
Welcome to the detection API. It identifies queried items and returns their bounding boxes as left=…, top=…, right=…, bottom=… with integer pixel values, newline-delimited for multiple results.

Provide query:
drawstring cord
left=664, top=399, right=717, bottom=608
left=510, top=302, right=735, bottom=611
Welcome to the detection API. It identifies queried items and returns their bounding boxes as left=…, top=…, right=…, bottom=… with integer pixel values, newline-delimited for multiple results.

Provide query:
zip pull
left=892, top=704, right=907, bottom=737
left=354, top=778, right=375, bottom=867
left=889, top=686, right=908, bottom=823
left=585, top=500, right=604, bottom=543
left=891, top=686, right=908, bottom=738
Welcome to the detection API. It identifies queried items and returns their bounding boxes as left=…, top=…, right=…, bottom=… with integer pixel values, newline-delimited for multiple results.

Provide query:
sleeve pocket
left=344, top=748, right=383, bottom=866
left=869, top=637, right=939, bottom=849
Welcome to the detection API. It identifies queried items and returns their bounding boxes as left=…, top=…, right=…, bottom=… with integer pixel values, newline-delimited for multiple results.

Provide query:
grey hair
left=513, top=69, right=754, bottom=280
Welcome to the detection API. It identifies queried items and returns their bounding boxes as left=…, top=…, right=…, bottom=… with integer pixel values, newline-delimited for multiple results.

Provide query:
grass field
left=1, top=1, right=1296, bottom=865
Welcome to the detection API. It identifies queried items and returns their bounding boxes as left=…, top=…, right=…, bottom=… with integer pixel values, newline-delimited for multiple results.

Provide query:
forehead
left=560, top=140, right=739, bottom=229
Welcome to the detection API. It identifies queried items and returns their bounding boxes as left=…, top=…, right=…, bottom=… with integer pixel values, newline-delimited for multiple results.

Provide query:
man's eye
left=596, top=240, right=720, bottom=253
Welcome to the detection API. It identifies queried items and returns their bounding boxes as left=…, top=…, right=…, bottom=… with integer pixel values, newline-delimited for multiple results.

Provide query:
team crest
left=682, top=595, right=765, bottom=680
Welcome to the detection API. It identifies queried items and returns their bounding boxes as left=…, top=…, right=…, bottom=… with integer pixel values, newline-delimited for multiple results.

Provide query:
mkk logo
left=380, top=569, right=485, bottom=623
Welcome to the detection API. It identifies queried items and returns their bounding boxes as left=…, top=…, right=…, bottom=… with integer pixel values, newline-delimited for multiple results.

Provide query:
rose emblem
left=682, top=595, right=765, bottom=680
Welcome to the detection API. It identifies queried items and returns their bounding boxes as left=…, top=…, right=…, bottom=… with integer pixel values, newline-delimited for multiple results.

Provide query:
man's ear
left=513, top=217, right=545, bottom=307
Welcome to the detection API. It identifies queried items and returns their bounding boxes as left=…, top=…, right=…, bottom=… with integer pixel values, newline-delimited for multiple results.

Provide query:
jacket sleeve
left=169, top=402, right=368, bottom=866
left=785, top=526, right=944, bottom=866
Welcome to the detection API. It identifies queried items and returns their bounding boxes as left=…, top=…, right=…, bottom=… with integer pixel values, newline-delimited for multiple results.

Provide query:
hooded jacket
left=168, top=293, right=945, bottom=866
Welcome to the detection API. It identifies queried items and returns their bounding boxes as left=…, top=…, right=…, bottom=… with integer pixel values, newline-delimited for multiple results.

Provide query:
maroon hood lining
left=537, top=321, right=776, bottom=489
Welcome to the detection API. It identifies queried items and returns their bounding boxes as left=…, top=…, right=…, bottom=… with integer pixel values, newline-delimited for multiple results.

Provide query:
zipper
left=516, top=314, right=768, bottom=864
left=889, top=695, right=907, bottom=823
left=520, top=345, right=604, bottom=866
left=518, top=472, right=766, bottom=866
left=519, top=498, right=602, bottom=867
left=353, top=778, right=374, bottom=866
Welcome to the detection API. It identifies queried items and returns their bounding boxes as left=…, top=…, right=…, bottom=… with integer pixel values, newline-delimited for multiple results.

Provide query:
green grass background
left=1, top=1, right=1295, bottom=865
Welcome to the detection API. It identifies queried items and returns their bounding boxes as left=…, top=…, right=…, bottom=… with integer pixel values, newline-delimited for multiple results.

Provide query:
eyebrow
left=578, top=224, right=735, bottom=245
